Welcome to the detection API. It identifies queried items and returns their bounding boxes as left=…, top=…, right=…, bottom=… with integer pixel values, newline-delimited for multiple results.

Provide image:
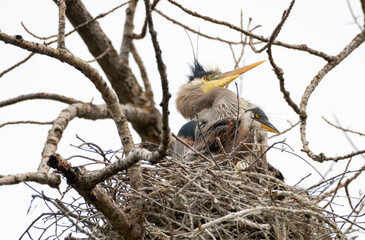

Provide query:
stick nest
left=114, top=156, right=346, bottom=239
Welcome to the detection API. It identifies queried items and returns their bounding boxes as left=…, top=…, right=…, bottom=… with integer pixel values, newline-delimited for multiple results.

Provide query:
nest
left=115, top=155, right=347, bottom=239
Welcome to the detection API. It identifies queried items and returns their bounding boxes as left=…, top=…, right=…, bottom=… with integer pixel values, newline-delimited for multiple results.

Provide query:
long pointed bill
left=261, top=121, right=280, bottom=134
left=201, top=60, right=265, bottom=92
left=218, top=60, right=265, bottom=83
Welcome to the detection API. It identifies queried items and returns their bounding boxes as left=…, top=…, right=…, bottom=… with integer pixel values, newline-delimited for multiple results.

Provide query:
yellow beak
left=261, top=122, right=280, bottom=134
left=201, top=60, right=265, bottom=93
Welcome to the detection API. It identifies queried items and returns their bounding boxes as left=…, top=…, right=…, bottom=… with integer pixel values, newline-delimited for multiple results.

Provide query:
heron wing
left=174, top=120, right=198, bottom=157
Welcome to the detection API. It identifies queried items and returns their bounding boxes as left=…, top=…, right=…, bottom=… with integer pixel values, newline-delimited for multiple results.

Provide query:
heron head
left=188, top=60, right=265, bottom=93
left=244, top=107, right=279, bottom=134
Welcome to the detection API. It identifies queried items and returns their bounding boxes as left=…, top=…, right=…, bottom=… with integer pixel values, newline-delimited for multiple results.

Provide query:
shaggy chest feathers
left=176, top=87, right=252, bottom=122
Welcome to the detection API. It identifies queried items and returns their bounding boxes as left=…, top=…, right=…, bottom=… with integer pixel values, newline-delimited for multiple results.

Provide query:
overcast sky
left=1, top=0, right=365, bottom=238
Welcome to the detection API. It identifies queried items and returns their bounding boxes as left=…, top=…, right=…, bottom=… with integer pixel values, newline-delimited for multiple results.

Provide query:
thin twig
left=323, top=157, right=353, bottom=208
left=194, top=119, right=222, bottom=171
left=21, top=22, right=57, bottom=40
left=132, top=0, right=160, bottom=39
left=120, top=0, right=138, bottom=63
left=87, top=47, right=111, bottom=63
left=130, top=42, right=154, bottom=103
left=172, top=133, right=215, bottom=164
left=323, top=116, right=365, bottom=137
left=167, top=0, right=335, bottom=61
left=3, top=3, right=127, bottom=79
left=0, top=92, right=81, bottom=107
left=154, top=9, right=246, bottom=45
left=340, top=193, right=365, bottom=230
left=346, top=0, right=363, bottom=30
left=332, top=115, right=365, bottom=159
left=0, top=52, right=35, bottom=78
left=362, top=0, right=365, bottom=29
left=268, top=121, right=299, bottom=139
left=64, top=1, right=132, bottom=41
left=0, top=120, right=53, bottom=129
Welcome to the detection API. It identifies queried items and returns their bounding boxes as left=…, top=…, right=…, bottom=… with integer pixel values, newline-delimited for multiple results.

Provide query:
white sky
left=1, top=0, right=365, bottom=238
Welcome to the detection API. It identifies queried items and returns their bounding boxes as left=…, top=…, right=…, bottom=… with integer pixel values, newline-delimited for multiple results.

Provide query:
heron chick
left=177, top=110, right=283, bottom=181
left=177, top=106, right=279, bottom=156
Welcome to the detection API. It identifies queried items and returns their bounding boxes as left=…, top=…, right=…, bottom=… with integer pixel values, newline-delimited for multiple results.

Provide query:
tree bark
left=61, top=0, right=162, bottom=143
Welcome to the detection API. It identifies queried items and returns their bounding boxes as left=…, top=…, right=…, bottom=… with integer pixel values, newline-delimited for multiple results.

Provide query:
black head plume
left=188, top=60, right=215, bottom=82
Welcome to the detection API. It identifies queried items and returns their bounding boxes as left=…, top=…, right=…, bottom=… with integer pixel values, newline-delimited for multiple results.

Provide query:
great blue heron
left=175, top=60, right=283, bottom=180
left=176, top=60, right=264, bottom=122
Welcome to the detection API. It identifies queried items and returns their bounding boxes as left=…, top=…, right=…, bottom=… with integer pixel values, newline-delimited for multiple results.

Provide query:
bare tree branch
left=322, top=158, right=353, bottom=208
left=47, top=153, right=147, bottom=239
left=21, top=21, right=58, bottom=40
left=144, top=0, right=171, bottom=160
left=34, top=102, right=153, bottom=172
left=267, top=0, right=303, bottom=117
left=0, top=93, right=158, bottom=131
left=166, top=0, right=335, bottom=61
left=1, top=2, right=127, bottom=79
left=0, top=102, right=156, bottom=185
left=86, top=46, right=111, bottom=63
left=0, top=92, right=81, bottom=107
left=332, top=115, right=365, bottom=159
left=131, top=0, right=160, bottom=40
left=20, top=1, right=130, bottom=43
left=1, top=1, right=364, bottom=238
left=346, top=0, right=363, bottom=30
left=56, top=0, right=67, bottom=49
left=0, top=32, right=136, bottom=164
left=341, top=193, right=365, bottom=230
left=37, top=103, right=94, bottom=172
left=60, top=0, right=144, bottom=105
left=120, top=0, right=138, bottom=63
left=268, top=121, right=299, bottom=139
left=49, top=148, right=157, bottom=190
left=59, top=0, right=162, bottom=143
left=31, top=195, right=100, bottom=239
left=130, top=43, right=154, bottom=102
left=299, top=28, right=365, bottom=162
left=323, top=116, right=365, bottom=137
left=0, top=172, right=61, bottom=188
left=155, top=9, right=246, bottom=45
left=0, top=120, right=53, bottom=128
left=0, top=52, right=35, bottom=78
left=361, top=0, right=365, bottom=28
left=309, top=164, right=365, bottom=192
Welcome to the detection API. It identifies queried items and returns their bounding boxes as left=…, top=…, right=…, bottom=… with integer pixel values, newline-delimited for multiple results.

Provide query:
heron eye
left=255, top=114, right=260, bottom=119
left=204, top=76, right=210, bottom=81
